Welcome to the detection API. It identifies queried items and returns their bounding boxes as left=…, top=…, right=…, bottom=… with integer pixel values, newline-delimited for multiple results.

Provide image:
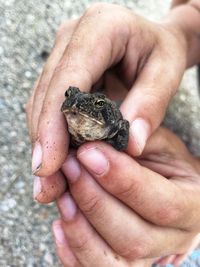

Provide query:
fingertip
left=52, top=219, right=63, bottom=235
left=33, top=110, right=70, bottom=177
left=33, top=173, right=67, bottom=204
left=52, top=219, right=79, bottom=266
left=78, top=143, right=109, bottom=176
left=172, top=254, right=188, bottom=267
left=57, top=192, right=77, bottom=222
left=32, top=141, right=43, bottom=174
left=127, top=118, right=151, bottom=156
left=77, top=140, right=120, bottom=155
left=34, top=138, right=69, bottom=177
left=52, top=219, right=68, bottom=247
left=33, top=176, right=42, bottom=200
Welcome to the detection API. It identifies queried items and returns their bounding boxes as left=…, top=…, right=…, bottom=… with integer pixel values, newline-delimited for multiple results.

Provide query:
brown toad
left=61, top=86, right=129, bottom=150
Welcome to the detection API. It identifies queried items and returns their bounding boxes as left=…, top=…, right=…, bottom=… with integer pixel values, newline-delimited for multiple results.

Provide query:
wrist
left=164, top=2, right=200, bottom=68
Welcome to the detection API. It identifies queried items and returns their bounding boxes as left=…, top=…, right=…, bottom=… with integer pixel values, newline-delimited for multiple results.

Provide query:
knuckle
left=81, top=195, right=104, bottom=218
left=115, top=179, right=142, bottom=202
left=56, top=19, right=79, bottom=37
left=156, top=201, right=183, bottom=226
left=69, top=234, right=90, bottom=253
left=85, top=2, right=108, bottom=15
left=54, top=61, right=92, bottom=87
left=84, top=3, right=132, bottom=26
left=118, top=241, right=148, bottom=260
left=54, top=60, right=69, bottom=74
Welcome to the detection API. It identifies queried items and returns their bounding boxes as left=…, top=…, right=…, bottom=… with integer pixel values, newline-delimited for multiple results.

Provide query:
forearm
left=167, top=0, right=200, bottom=67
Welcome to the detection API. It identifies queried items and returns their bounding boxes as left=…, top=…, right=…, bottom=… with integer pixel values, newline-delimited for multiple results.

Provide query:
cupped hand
left=52, top=127, right=200, bottom=267
left=26, top=3, right=188, bottom=179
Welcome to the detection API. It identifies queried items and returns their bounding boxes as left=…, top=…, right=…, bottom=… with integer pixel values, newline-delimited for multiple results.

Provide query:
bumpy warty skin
left=61, top=86, right=129, bottom=150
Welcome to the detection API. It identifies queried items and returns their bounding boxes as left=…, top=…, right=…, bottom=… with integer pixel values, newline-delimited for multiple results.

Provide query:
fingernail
left=32, top=141, right=42, bottom=174
left=78, top=147, right=109, bottom=175
left=33, top=176, right=42, bottom=199
left=53, top=221, right=68, bottom=247
left=58, top=193, right=77, bottom=221
left=130, top=118, right=151, bottom=154
left=62, top=156, right=81, bottom=183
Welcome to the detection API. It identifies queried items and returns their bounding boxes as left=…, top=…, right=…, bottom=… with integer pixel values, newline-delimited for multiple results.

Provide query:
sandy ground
left=0, top=0, right=199, bottom=266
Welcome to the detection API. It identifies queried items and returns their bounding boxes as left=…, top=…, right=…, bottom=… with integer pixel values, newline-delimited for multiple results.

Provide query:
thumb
left=120, top=42, right=186, bottom=156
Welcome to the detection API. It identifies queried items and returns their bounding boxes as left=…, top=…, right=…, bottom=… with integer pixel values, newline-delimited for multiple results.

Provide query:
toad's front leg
left=106, top=120, right=129, bottom=151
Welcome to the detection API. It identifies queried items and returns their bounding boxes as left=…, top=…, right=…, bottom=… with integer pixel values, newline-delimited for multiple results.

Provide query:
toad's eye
left=95, top=99, right=105, bottom=108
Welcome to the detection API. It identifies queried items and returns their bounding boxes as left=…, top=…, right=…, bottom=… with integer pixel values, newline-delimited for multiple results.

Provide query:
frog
left=61, top=86, right=129, bottom=150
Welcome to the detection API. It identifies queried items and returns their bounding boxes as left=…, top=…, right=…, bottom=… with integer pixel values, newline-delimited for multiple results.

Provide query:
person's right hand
left=52, top=127, right=200, bottom=267
left=26, top=3, right=191, bottom=200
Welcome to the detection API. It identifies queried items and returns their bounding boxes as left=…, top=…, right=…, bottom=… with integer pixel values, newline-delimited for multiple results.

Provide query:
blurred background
left=0, top=0, right=199, bottom=266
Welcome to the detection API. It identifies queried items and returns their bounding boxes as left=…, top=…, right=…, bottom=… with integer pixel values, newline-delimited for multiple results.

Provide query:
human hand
left=52, top=127, right=200, bottom=267
left=26, top=3, right=190, bottom=179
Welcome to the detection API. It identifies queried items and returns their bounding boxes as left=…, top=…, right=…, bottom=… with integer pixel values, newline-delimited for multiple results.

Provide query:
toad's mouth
left=62, top=107, right=104, bottom=125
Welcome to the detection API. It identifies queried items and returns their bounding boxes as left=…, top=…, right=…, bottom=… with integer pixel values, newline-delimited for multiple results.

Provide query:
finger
left=62, top=157, right=193, bottom=260
left=33, top=172, right=67, bottom=203
left=172, top=254, right=187, bottom=267
left=52, top=219, right=80, bottom=267
left=31, top=19, right=79, bottom=142
left=25, top=75, right=41, bottom=139
left=77, top=141, right=200, bottom=230
left=155, top=255, right=176, bottom=266
left=172, top=234, right=200, bottom=266
left=56, top=193, right=128, bottom=267
left=120, top=34, right=186, bottom=155
left=34, top=3, right=140, bottom=177
left=31, top=20, right=79, bottom=175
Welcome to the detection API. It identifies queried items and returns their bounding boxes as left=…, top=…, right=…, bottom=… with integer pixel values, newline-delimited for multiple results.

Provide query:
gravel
left=0, top=0, right=199, bottom=266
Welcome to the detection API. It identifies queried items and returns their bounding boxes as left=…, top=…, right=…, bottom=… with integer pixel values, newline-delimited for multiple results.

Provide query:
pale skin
left=25, top=0, right=200, bottom=266
left=53, top=127, right=200, bottom=267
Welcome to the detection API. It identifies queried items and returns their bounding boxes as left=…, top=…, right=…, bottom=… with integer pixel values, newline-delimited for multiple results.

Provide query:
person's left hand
left=52, top=127, right=200, bottom=267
